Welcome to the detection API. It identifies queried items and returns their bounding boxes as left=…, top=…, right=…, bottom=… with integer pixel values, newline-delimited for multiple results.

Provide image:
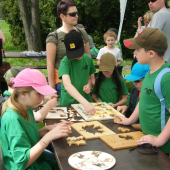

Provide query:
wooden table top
left=44, top=106, right=170, bottom=170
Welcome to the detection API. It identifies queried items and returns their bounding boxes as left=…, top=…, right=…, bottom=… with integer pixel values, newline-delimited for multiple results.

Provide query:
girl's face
left=63, top=6, right=78, bottom=26
left=102, top=71, right=113, bottom=78
left=105, top=36, right=115, bottom=48
left=24, top=90, right=44, bottom=109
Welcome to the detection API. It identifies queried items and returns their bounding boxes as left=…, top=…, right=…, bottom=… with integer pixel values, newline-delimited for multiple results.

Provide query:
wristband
left=41, top=139, right=47, bottom=146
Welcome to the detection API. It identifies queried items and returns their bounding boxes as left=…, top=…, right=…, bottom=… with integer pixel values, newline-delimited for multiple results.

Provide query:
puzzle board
left=100, top=131, right=145, bottom=150
left=45, top=107, right=68, bottom=119
left=71, top=102, right=123, bottom=121
left=68, top=151, right=116, bottom=170
left=71, top=121, right=116, bottom=140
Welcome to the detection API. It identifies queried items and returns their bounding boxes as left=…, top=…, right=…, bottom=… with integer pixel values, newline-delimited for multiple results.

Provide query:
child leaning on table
left=1, top=68, right=72, bottom=170
left=2, top=66, right=58, bottom=123
left=92, top=52, right=128, bottom=108
left=96, top=30, right=121, bottom=67
left=116, top=27, right=170, bottom=155
left=58, top=30, right=96, bottom=115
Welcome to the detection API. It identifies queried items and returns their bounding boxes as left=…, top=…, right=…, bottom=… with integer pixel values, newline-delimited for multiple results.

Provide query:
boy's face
left=133, top=80, right=143, bottom=91
left=134, top=48, right=150, bottom=65
left=105, top=36, right=115, bottom=48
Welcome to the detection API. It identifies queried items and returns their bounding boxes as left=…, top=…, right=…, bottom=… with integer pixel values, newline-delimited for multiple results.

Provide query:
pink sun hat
left=10, top=68, right=56, bottom=95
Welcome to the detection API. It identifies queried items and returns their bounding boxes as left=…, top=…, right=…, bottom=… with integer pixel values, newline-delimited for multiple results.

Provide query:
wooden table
left=44, top=106, right=170, bottom=170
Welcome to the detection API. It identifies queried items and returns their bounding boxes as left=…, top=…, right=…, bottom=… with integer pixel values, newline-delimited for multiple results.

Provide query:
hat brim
left=124, top=38, right=141, bottom=49
left=33, top=85, right=56, bottom=96
left=66, top=46, right=84, bottom=60
left=99, top=65, right=114, bottom=72
left=124, top=74, right=143, bottom=81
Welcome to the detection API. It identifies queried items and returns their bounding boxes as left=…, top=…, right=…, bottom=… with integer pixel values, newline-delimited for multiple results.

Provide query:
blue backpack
left=154, top=68, right=170, bottom=131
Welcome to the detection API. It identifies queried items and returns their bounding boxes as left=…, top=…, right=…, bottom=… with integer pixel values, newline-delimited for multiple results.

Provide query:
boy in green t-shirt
left=116, top=27, right=170, bottom=155
left=59, top=30, right=96, bottom=115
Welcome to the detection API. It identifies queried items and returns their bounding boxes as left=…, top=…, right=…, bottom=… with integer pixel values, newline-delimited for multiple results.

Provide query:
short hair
left=143, top=10, right=154, bottom=22
left=104, top=30, right=117, bottom=41
left=144, top=49, right=165, bottom=57
left=57, top=0, right=76, bottom=17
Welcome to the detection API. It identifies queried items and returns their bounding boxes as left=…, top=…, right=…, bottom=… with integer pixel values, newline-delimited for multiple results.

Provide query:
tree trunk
left=17, top=0, right=42, bottom=52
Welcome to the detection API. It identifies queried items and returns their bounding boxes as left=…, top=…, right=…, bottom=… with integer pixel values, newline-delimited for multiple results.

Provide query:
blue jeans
left=55, top=83, right=61, bottom=98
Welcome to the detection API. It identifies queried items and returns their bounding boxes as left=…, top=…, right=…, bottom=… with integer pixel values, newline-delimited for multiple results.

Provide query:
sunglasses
left=134, top=78, right=144, bottom=83
left=129, top=143, right=158, bottom=155
left=147, top=0, right=157, bottom=3
left=66, top=12, right=78, bottom=17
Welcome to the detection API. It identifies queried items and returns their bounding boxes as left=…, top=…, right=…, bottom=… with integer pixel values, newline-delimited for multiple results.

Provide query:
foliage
left=1, top=0, right=150, bottom=59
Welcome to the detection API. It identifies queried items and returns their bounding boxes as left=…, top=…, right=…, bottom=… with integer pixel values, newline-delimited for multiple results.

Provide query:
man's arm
left=62, top=74, right=95, bottom=115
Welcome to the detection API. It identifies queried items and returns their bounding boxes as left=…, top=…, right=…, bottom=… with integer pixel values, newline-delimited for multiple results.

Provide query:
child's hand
left=83, top=85, right=91, bottom=94
left=49, top=122, right=72, bottom=140
left=46, top=97, right=58, bottom=109
left=110, top=104, right=117, bottom=108
left=116, top=61, right=120, bottom=67
left=117, top=105, right=128, bottom=114
left=137, top=135, right=159, bottom=147
left=116, top=115, right=131, bottom=125
left=82, top=101, right=96, bottom=115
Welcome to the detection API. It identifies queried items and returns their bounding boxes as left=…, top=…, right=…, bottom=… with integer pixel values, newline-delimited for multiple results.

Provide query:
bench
left=4, top=51, right=98, bottom=69
left=4, top=52, right=47, bottom=69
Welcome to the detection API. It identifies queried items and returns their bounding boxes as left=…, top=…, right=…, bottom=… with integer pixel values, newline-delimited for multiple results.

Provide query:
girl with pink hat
left=1, top=68, right=71, bottom=170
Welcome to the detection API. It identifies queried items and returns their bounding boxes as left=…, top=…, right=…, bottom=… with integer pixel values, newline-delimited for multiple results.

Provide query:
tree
left=17, top=0, right=42, bottom=52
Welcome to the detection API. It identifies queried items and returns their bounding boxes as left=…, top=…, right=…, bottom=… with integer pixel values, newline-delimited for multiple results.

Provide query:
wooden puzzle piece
left=113, top=116, right=121, bottom=123
left=100, top=131, right=145, bottom=150
left=118, top=127, right=130, bottom=133
left=66, top=136, right=86, bottom=146
left=71, top=121, right=115, bottom=140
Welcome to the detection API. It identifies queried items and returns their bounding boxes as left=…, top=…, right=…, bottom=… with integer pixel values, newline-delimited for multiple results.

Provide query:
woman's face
left=63, top=6, right=78, bottom=26
left=24, top=90, right=44, bottom=109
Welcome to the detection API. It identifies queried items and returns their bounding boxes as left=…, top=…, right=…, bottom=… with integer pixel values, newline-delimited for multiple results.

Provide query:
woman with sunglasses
left=46, top=0, right=91, bottom=98
left=117, top=62, right=150, bottom=120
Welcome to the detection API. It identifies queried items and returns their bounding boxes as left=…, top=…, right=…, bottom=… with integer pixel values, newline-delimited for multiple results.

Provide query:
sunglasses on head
left=129, top=143, right=158, bottom=155
left=66, top=12, right=78, bottom=17
left=134, top=78, right=144, bottom=83
left=147, top=0, right=157, bottom=3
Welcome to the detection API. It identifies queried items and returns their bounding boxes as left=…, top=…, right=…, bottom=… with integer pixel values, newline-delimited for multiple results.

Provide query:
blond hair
left=143, top=10, right=154, bottom=22
left=1, top=87, right=35, bottom=120
left=104, top=30, right=117, bottom=41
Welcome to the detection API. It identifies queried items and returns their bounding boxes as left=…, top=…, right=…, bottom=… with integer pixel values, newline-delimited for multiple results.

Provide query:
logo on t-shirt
left=145, top=87, right=152, bottom=95
left=82, top=65, right=88, bottom=70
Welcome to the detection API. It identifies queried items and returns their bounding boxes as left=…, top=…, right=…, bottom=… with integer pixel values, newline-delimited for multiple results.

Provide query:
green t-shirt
left=1, top=108, right=58, bottom=170
left=46, top=28, right=89, bottom=69
left=3, top=90, right=11, bottom=96
left=92, top=76, right=128, bottom=103
left=59, top=54, right=96, bottom=105
left=139, top=62, right=170, bottom=153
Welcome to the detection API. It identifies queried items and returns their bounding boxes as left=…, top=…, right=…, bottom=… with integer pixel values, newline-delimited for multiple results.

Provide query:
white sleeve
left=96, top=48, right=104, bottom=60
left=117, top=49, right=122, bottom=60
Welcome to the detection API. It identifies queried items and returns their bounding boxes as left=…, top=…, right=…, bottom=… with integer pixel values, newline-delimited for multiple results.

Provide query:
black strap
left=0, top=39, right=2, bottom=67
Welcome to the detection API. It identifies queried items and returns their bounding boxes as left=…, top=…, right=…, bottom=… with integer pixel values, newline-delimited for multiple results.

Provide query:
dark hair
left=57, top=0, right=76, bottom=17
left=95, top=67, right=122, bottom=101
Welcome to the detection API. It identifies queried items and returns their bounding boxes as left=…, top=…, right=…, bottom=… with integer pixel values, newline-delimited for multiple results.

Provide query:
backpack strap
left=154, top=67, right=170, bottom=131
